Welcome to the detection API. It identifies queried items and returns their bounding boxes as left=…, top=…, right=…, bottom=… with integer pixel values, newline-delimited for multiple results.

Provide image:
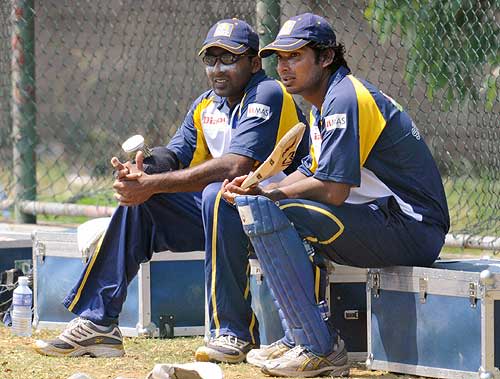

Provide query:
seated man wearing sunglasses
left=33, top=18, right=309, bottom=362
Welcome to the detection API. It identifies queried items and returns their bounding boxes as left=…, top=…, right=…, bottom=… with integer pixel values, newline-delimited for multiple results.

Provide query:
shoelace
left=60, top=318, right=90, bottom=339
left=212, top=335, right=247, bottom=349
left=269, top=340, right=284, bottom=348
left=283, top=345, right=307, bottom=358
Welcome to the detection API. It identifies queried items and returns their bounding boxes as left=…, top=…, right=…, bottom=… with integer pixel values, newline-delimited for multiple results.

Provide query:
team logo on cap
left=278, top=20, right=296, bottom=36
left=214, top=22, right=234, bottom=37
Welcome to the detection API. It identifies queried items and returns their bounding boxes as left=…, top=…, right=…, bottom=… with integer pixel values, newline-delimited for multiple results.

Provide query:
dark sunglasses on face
left=202, top=52, right=255, bottom=66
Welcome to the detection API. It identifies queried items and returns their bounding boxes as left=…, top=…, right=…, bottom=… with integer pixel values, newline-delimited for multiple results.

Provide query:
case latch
left=34, top=240, right=46, bottom=263
left=419, top=277, right=428, bottom=304
left=159, top=314, right=175, bottom=338
left=469, top=282, right=478, bottom=308
left=370, top=271, right=380, bottom=298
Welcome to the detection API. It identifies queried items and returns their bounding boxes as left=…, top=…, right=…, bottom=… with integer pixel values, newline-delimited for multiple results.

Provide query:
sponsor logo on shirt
left=324, top=114, right=347, bottom=131
left=311, top=124, right=322, bottom=159
left=247, top=103, right=271, bottom=120
left=202, top=114, right=228, bottom=125
left=411, top=122, right=421, bottom=140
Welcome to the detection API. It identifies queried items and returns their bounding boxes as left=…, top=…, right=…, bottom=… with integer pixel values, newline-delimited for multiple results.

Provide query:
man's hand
left=221, top=175, right=263, bottom=204
left=111, top=150, right=145, bottom=180
left=111, top=151, right=155, bottom=206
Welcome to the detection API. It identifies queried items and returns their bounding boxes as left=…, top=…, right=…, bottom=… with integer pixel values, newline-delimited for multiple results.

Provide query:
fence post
left=11, top=0, right=36, bottom=223
left=256, top=0, right=280, bottom=79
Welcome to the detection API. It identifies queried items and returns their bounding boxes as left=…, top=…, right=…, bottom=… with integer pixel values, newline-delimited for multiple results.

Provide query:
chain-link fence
left=0, top=1, right=498, bottom=247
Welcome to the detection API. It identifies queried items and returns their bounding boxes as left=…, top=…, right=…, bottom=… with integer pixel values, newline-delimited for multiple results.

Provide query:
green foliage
left=364, top=0, right=499, bottom=109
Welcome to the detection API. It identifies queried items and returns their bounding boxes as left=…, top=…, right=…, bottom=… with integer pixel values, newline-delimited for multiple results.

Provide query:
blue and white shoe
left=195, top=335, right=254, bottom=363
left=34, top=317, right=124, bottom=357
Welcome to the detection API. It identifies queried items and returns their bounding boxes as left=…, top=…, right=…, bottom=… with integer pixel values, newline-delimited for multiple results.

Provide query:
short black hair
left=310, top=42, right=350, bottom=73
left=245, top=48, right=258, bottom=56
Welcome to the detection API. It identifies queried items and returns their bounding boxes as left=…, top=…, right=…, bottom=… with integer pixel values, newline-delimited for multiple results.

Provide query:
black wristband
left=143, top=147, right=180, bottom=174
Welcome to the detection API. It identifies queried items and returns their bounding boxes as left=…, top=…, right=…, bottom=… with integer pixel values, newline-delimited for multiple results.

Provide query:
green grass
left=440, top=246, right=496, bottom=258
left=0, top=326, right=409, bottom=379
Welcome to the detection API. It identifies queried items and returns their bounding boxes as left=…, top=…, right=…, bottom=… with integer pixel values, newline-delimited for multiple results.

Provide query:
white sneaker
left=195, top=335, right=254, bottom=363
left=261, top=338, right=350, bottom=377
left=34, top=318, right=124, bottom=357
left=246, top=339, right=292, bottom=368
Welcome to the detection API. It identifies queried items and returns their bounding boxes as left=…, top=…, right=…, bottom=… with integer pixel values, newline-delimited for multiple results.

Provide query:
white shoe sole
left=261, top=364, right=350, bottom=377
left=245, top=355, right=267, bottom=368
left=195, top=346, right=245, bottom=364
left=34, top=340, right=124, bottom=358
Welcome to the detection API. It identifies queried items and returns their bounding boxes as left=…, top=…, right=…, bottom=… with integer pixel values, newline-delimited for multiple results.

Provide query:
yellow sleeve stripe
left=347, top=75, right=387, bottom=166
left=276, top=81, right=300, bottom=144
left=190, top=98, right=213, bottom=167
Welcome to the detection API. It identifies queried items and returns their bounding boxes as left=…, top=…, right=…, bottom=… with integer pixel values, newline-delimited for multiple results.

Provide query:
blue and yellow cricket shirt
left=167, top=70, right=308, bottom=176
left=299, top=66, right=449, bottom=232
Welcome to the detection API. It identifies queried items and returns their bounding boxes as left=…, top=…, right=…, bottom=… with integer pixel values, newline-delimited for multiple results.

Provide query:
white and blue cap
left=198, top=18, right=259, bottom=55
left=259, top=13, right=336, bottom=57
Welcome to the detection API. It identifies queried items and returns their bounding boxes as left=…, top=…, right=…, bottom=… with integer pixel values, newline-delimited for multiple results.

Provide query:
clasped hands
left=111, top=151, right=154, bottom=206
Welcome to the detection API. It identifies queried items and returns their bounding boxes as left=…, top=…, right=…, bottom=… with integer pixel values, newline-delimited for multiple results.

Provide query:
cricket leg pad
left=235, top=195, right=334, bottom=355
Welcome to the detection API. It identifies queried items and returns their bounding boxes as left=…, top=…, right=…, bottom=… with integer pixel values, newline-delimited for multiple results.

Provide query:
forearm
left=265, top=170, right=307, bottom=189
left=147, top=154, right=255, bottom=194
left=265, top=177, right=351, bottom=206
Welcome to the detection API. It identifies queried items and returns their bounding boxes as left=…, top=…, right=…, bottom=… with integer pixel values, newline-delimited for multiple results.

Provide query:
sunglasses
left=202, top=52, right=255, bottom=66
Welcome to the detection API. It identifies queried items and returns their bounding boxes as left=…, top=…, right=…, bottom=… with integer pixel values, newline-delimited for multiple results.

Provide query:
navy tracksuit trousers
left=63, top=182, right=264, bottom=345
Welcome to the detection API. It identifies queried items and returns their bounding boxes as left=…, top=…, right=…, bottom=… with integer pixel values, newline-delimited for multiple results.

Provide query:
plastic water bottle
left=11, top=276, right=32, bottom=336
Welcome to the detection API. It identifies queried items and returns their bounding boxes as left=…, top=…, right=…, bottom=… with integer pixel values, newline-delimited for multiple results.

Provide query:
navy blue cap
left=259, top=13, right=336, bottom=57
left=199, top=19, right=259, bottom=55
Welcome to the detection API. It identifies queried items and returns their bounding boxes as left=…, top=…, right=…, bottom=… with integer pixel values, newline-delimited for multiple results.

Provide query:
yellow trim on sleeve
left=347, top=75, right=387, bottom=166
left=190, top=98, right=213, bottom=167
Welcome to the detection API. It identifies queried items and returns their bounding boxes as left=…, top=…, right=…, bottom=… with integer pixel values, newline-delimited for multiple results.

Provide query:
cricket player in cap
left=223, top=13, right=449, bottom=377
left=34, top=18, right=310, bottom=364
